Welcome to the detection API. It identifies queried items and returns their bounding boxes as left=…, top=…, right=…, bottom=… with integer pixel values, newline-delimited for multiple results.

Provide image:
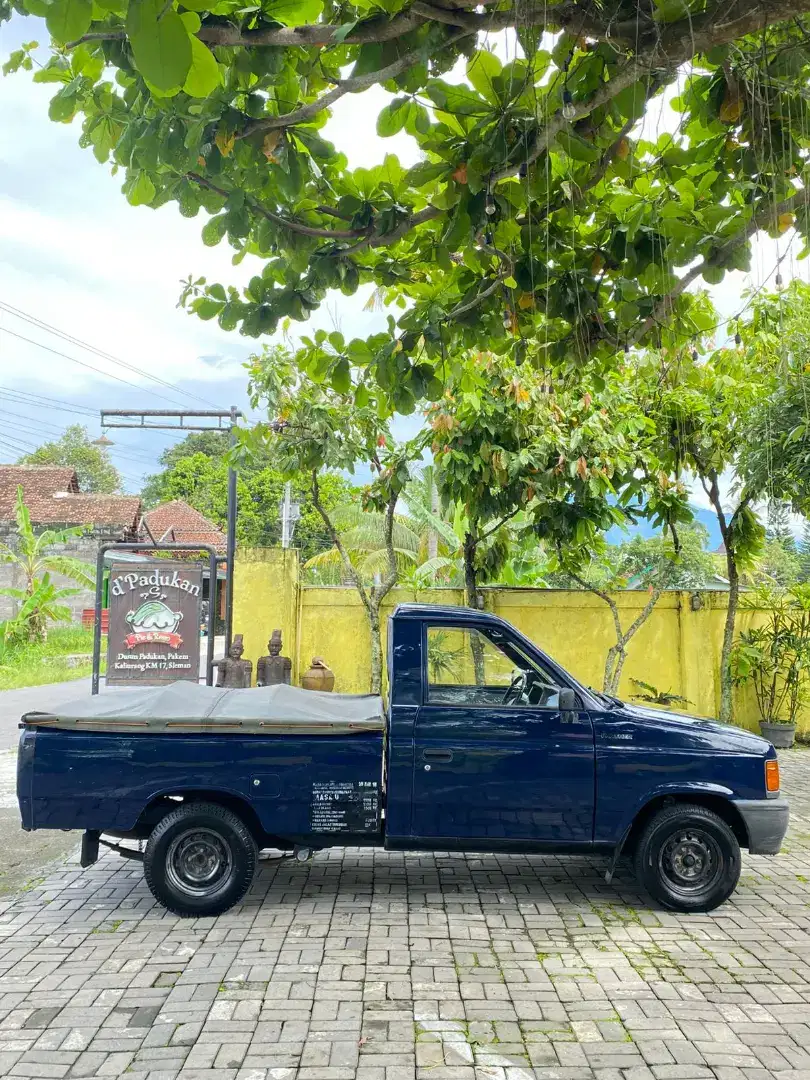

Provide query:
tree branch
left=371, top=490, right=401, bottom=606
left=622, top=585, right=663, bottom=646
left=312, top=470, right=372, bottom=613
left=239, top=25, right=472, bottom=137
left=70, top=1, right=634, bottom=52
left=479, top=506, right=521, bottom=542
left=185, top=171, right=362, bottom=240
left=629, top=187, right=809, bottom=346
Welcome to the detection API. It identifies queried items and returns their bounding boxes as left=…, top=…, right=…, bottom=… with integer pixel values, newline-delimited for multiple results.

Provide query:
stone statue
left=214, top=635, right=253, bottom=688
left=256, top=629, right=292, bottom=687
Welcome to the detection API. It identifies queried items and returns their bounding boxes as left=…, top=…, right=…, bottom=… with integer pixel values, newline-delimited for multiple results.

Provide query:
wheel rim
left=165, top=828, right=233, bottom=898
left=659, top=827, right=723, bottom=896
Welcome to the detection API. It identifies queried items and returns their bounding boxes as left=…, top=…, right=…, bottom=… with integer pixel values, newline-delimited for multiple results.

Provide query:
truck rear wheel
left=634, top=803, right=741, bottom=912
left=144, top=802, right=257, bottom=917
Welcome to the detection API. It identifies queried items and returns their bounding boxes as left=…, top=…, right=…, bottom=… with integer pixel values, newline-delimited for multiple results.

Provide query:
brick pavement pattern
left=1, top=752, right=810, bottom=1080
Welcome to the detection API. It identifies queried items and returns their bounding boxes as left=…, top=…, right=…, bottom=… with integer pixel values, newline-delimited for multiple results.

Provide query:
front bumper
left=735, top=798, right=790, bottom=855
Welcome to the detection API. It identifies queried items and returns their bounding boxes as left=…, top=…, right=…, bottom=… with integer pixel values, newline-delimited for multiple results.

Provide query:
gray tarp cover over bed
left=22, top=681, right=386, bottom=735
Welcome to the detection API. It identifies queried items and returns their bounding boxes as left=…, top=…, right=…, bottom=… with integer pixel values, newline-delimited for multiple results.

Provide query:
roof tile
left=0, top=466, right=141, bottom=528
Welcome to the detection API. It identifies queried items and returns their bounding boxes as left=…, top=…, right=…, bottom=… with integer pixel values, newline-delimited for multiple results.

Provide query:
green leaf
left=426, top=79, right=489, bottom=118
left=179, top=9, right=200, bottom=31
left=331, top=357, right=351, bottom=394
left=124, top=170, right=156, bottom=206
left=201, top=213, right=229, bottom=245
left=376, top=97, right=408, bottom=138
left=46, top=0, right=92, bottom=44
left=702, top=264, right=725, bottom=284
left=555, top=129, right=600, bottom=162
left=183, top=36, right=220, bottom=97
left=194, top=298, right=224, bottom=320
left=48, top=81, right=80, bottom=123
left=406, top=161, right=448, bottom=188
left=263, top=0, right=322, bottom=25
left=331, top=20, right=357, bottom=43
left=126, top=0, right=192, bottom=93
left=466, top=50, right=502, bottom=105
left=612, top=80, right=650, bottom=125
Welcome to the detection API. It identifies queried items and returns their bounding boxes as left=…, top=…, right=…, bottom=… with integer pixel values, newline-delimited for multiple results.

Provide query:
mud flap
left=81, top=830, right=100, bottom=868
left=605, top=824, right=632, bottom=884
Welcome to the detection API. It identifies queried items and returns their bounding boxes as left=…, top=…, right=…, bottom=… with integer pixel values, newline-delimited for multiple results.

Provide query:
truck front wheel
left=144, top=802, right=258, bottom=917
left=634, top=803, right=741, bottom=912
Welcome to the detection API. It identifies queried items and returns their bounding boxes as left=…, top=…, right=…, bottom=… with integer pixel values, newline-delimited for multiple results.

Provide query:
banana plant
left=0, top=486, right=95, bottom=643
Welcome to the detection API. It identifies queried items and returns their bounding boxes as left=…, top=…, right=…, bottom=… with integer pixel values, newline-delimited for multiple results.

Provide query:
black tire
left=144, top=802, right=257, bottom=917
left=633, top=803, right=741, bottom=913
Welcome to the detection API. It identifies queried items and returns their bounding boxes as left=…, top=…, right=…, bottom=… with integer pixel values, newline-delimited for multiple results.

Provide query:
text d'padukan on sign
left=107, top=561, right=202, bottom=685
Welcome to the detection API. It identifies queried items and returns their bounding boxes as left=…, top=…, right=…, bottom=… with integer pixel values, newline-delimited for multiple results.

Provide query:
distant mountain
left=605, top=503, right=722, bottom=550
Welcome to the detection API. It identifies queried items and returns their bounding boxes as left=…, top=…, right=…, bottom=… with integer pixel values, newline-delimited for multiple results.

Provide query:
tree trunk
left=463, top=530, right=477, bottom=609
left=428, top=479, right=439, bottom=561
left=603, top=644, right=624, bottom=695
left=720, top=555, right=739, bottom=724
left=463, top=530, right=485, bottom=684
left=368, top=606, right=383, bottom=696
left=702, top=470, right=738, bottom=725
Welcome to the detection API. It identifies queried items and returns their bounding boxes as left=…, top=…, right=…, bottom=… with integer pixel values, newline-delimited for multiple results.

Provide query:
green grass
left=0, top=626, right=103, bottom=690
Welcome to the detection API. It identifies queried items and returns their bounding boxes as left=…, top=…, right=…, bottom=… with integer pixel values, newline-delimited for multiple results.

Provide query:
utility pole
left=281, top=481, right=291, bottom=549
left=280, top=481, right=300, bottom=549
left=225, top=405, right=238, bottom=650
left=100, top=407, right=243, bottom=653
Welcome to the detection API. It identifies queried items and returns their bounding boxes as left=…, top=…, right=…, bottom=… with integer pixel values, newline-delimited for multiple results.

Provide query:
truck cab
left=18, top=604, right=789, bottom=917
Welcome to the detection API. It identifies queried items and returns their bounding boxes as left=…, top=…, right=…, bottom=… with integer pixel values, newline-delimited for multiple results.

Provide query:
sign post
left=106, top=561, right=203, bottom=686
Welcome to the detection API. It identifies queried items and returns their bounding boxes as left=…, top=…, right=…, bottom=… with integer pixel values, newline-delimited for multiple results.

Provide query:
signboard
left=106, top=561, right=202, bottom=685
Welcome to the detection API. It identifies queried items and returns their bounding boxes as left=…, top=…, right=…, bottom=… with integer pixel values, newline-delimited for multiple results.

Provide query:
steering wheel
left=502, top=670, right=528, bottom=705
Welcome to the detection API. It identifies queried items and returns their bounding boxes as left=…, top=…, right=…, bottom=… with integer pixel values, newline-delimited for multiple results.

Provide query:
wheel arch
left=134, top=789, right=272, bottom=846
left=621, top=791, right=749, bottom=856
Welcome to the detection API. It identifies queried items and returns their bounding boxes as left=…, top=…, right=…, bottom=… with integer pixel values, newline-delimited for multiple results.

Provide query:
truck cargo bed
left=18, top=724, right=384, bottom=844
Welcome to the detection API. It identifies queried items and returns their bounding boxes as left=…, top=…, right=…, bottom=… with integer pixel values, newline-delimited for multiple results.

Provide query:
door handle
left=422, top=749, right=453, bottom=763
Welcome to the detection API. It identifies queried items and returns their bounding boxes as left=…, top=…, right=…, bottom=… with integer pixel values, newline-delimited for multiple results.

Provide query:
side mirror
left=559, top=687, right=577, bottom=713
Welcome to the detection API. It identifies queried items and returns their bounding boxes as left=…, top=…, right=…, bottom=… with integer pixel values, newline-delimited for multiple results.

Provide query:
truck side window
left=425, top=626, right=562, bottom=708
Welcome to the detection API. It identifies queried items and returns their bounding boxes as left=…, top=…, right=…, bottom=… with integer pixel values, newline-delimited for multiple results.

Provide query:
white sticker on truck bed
left=311, top=780, right=380, bottom=833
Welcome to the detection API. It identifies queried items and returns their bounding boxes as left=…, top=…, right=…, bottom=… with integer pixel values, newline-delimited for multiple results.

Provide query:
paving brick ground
left=1, top=751, right=809, bottom=1080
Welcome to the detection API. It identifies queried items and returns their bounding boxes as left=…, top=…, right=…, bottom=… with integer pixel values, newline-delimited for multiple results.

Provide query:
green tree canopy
left=562, top=522, right=716, bottom=592
left=739, top=282, right=810, bottom=513
left=246, top=344, right=422, bottom=691
left=142, top=428, right=357, bottom=559
left=19, top=424, right=122, bottom=493
left=4, top=2, right=810, bottom=411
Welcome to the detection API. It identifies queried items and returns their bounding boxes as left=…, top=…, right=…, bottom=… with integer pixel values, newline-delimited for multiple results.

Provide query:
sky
left=0, top=15, right=806, bottom=536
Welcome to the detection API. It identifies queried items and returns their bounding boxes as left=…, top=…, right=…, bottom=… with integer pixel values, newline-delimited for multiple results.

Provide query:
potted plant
left=731, top=584, right=810, bottom=748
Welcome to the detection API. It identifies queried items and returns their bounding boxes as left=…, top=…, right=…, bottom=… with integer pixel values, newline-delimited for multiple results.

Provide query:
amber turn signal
left=765, top=759, right=780, bottom=793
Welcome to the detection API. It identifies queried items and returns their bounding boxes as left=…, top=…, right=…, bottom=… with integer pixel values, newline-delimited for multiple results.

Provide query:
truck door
left=411, top=622, right=595, bottom=845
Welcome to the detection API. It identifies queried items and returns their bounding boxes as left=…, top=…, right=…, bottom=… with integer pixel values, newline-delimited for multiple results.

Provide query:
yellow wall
left=233, top=550, right=805, bottom=735
left=233, top=548, right=300, bottom=682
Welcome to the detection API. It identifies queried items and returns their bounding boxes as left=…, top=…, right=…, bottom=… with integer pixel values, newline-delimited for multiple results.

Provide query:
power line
left=0, top=386, right=207, bottom=449
left=0, top=411, right=158, bottom=468
left=0, top=421, right=145, bottom=487
left=0, top=385, right=98, bottom=417
left=0, top=326, right=191, bottom=407
left=0, top=301, right=221, bottom=409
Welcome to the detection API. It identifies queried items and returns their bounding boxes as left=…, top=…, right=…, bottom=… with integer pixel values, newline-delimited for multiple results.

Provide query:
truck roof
left=393, top=603, right=500, bottom=624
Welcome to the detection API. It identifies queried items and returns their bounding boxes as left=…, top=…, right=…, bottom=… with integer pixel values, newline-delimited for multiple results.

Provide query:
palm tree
left=0, top=486, right=95, bottom=643
left=302, top=503, right=423, bottom=584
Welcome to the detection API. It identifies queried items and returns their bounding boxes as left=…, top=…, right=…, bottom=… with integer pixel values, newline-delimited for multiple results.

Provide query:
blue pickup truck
left=18, top=604, right=788, bottom=917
